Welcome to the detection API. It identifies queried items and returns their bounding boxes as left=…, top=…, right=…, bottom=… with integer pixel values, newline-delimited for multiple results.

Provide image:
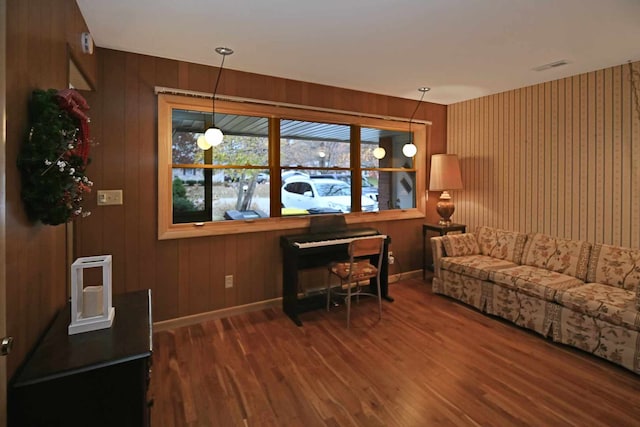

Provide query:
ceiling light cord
left=408, top=89, right=427, bottom=143
left=200, top=47, right=233, bottom=150
left=403, top=87, right=429, bottom=157
left=211, top=53, right=227, bottom=129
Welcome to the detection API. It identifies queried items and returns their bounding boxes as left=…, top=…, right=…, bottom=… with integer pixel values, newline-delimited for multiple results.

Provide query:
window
left=158, top=94, right=428, bottom=239
left=170, top=109, right=270, bottom=224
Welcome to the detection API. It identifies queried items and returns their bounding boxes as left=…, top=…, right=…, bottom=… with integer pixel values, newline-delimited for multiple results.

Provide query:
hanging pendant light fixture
left=402, top=86, right=430, bottom=157
left=372, top=146, right=386, bottom=160
left=200, top=46, right=234, bottom=150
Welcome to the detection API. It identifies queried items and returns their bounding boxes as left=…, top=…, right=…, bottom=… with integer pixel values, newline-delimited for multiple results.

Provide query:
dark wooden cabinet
left=9, top=290, right=153, bottom=427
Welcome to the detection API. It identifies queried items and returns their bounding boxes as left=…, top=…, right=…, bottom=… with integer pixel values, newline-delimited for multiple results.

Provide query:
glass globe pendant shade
left=204, top=127, right=224, bottom=147
left=402, top=143, right=417, bottom=157
left=372, top=147, right=386, bottom=160
left=197, top=135, right=211, bottom=150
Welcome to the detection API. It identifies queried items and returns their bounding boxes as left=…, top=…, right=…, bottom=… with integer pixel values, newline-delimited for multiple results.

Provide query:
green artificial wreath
left=18, top=89, right=93, bottom=225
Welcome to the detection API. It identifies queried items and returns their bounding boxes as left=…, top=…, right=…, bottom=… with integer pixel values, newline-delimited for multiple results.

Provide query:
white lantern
left=68, top=255, right=115, bottom=335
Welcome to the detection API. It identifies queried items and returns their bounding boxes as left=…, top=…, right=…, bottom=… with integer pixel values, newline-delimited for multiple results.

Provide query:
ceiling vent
left=533, top=60, right=569, bottom=71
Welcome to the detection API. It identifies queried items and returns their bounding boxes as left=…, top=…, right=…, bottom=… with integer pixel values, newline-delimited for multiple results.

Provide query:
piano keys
left=280, top=225, right=392, bottom=326
left=294, top=234, right=388, bottom=249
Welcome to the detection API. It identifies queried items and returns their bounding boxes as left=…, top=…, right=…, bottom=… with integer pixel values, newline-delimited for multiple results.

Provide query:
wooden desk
left=10, top=290, right=153, bottom=427
left=422, top=223, right=466, bottom=279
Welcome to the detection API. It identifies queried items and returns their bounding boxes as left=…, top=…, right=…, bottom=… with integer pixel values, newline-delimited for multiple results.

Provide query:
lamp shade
left=429, top=154, right=463, bottom=191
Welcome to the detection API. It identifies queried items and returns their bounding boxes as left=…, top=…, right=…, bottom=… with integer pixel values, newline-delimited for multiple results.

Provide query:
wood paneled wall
left=448, top=61, right=640, bottom=247
left=5, top=0, right=97, bottom=379
left=75, top=48, right=447, bottom=323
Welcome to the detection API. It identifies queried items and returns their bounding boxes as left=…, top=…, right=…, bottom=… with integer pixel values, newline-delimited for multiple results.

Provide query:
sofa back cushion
left=475, top=226, right=527, bottom=264
left=522, top=233, right=592, bottom=281
left=442, top=233, right=480, bottom=257
left=586, top=243, right=640, bottom=290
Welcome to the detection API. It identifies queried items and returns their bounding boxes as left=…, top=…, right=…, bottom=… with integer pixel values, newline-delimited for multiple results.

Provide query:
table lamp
left=429, top=154, right=463, bottom=225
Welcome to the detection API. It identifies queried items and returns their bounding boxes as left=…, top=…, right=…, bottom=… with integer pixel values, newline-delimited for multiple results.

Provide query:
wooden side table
left=422, top=223, right=466, bottom=279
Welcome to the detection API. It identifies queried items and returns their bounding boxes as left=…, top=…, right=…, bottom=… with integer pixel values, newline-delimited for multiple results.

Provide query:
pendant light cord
left=408, top=89, right=428, bottom=143
left=211, top=54, right=227, bottom=128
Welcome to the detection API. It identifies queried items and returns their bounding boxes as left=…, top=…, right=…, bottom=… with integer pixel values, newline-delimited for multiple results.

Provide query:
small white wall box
left=68, top=255, right=115, bottom=335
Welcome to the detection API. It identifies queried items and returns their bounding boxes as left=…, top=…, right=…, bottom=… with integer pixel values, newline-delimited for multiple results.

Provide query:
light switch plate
left=97, top=190, right=123, bottom=206
left=225, top=275, right=233, bottom=288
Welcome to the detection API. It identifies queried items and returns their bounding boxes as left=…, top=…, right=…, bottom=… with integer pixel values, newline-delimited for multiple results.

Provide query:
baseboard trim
left=153, top=298, right=281, bottom=332
left=153, top=270, right=424, bottom=331
left=389, top=269, right=422, bottom=283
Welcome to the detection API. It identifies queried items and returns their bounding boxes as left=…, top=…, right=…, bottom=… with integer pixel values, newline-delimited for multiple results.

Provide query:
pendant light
left=372, top=147, right=386, bottom=159
left=402, top=87, right=430, bottom=157
left=200, top=46, right=234, bottom=150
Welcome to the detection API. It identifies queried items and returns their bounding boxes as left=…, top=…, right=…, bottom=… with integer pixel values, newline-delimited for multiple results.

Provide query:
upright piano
left=280, top=215, right=392, bottom=326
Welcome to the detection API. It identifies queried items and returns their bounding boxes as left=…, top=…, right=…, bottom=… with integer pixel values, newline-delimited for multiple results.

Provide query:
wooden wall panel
left=448, top=61, right=640, bottom=247
left=75, top=48, right=447, bottom=323
left=4, top=0, right=95, bottom=379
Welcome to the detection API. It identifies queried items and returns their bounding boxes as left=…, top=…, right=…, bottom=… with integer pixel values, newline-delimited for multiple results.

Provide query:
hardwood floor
left=150, top=279, right=640, bottom=426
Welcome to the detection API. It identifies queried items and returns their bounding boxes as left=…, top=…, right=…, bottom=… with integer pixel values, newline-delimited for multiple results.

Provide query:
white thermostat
left=81, top=32, right=94, bottom=55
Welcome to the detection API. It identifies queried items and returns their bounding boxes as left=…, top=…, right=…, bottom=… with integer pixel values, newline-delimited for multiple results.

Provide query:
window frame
left=158, top=94, right=428, bottom=240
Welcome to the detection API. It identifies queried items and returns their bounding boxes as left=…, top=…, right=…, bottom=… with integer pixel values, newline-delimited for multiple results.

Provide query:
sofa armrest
left=431, top=236, right=445, bottom=279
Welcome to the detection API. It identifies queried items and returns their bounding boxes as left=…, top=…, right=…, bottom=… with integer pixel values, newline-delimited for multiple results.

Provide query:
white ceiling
left=76, top=0, right=640, bottom=105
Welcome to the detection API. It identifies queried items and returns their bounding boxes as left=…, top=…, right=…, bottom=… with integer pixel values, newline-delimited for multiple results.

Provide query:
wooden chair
left=326, top=235, right=386, bottom=327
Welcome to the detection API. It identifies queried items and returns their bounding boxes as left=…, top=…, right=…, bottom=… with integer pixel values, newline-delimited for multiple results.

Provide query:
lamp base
left=436, top=191, right=455, bottom=226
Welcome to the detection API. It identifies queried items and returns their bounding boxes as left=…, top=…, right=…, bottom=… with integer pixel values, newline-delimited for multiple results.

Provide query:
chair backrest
left=350, top=236, right=385, bottom=259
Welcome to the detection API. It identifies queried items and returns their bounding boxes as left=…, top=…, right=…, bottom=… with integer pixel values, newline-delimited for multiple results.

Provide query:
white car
left=282, top=177, right=378, bottom=213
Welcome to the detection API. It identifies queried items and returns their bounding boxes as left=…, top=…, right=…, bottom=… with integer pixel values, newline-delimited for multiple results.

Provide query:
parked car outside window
left=282, top=176, right=377, bottom=213
left=256, top=172, right=269, bottom=184
left=310, top=173, right=378, bottom=201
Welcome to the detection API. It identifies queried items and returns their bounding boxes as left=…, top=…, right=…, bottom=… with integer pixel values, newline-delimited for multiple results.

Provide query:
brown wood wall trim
left=448, top=61, right=640, bottom=248
left=75, top=47, right=447, bottom=323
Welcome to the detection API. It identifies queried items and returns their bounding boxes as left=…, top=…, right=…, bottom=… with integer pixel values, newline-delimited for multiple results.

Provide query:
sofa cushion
left=586, top=243, right=640, bottom=291
left=476, top=226, right=527, bottom=264
left=441, top=255, right=517, bottom=281
left=555, top=283, right=640, bottom=332
left=489, top=265, right=583, bottom=302
left=442, top=233, right=480, bottom=257
left=522, top=233, right=591, bottom=281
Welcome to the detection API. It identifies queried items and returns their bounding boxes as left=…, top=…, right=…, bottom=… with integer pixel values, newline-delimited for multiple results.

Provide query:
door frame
left=0, top=0, right=8, bottom=424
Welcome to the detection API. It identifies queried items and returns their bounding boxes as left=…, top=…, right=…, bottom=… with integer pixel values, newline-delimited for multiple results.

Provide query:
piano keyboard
left=294, top=235, right=387, bottom=249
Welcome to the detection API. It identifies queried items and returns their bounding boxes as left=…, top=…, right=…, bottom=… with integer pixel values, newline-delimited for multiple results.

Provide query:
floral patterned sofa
left=431, top=226, right=640, bottom=374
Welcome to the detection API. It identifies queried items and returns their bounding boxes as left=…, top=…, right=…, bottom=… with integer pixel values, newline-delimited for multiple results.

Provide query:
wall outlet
left=97, top=189, right=123, bottom=206
left=388, top=251, right=395, bottom=265
left=224, top=275, right=234, bottom=288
